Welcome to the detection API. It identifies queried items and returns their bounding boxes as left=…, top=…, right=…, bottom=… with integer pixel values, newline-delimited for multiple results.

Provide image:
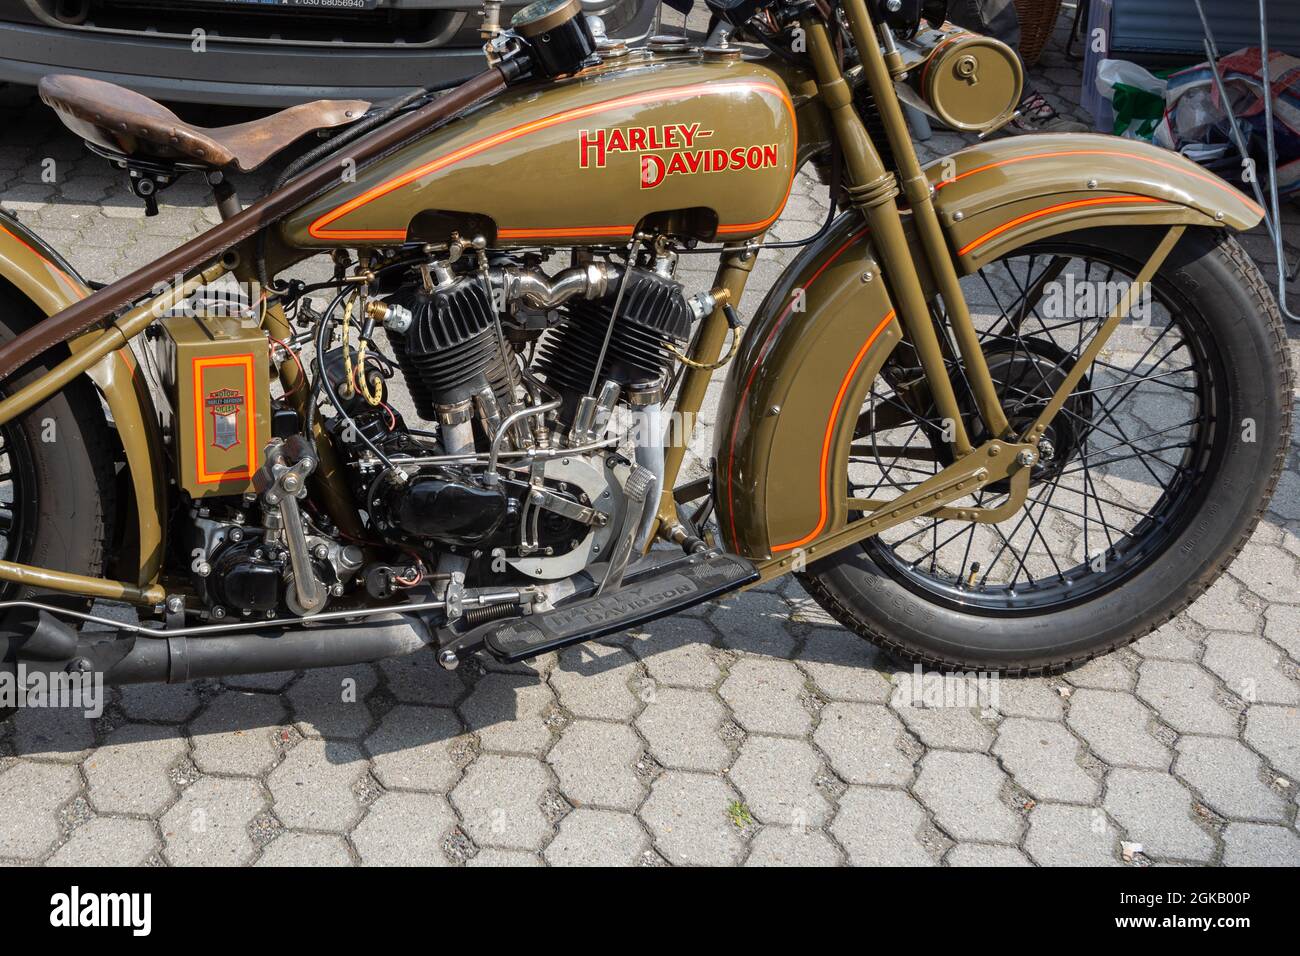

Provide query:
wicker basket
left=1013, top=0, right=1063, bottom=67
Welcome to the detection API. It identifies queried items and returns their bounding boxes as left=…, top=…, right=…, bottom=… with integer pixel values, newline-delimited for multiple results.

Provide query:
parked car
left=0, top=0, right=657, bottom=107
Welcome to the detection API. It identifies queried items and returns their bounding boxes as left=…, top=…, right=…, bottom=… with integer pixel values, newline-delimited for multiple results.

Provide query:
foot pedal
left=484, top=549, right=757, bottom=663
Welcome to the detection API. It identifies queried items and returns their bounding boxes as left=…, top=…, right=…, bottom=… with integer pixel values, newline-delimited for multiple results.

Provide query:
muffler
left=2, top=609, right=431, bottom=686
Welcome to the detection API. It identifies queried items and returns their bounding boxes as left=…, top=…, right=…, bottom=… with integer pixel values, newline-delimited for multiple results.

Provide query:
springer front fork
left=652, top=0, right=1185, bottom=570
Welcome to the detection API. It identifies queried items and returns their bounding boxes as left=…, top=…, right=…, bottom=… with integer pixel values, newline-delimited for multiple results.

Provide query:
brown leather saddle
left=38, top=73, right=371, bottom=172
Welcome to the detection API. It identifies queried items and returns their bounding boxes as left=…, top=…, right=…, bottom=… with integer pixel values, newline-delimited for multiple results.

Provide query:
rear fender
left=0, top=213, right=166, bottom=587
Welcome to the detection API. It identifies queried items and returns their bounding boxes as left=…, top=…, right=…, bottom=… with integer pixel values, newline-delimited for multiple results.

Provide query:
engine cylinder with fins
left=385, top=275, right=513, bottom=420
left=535, top=267, right=693, bottom=409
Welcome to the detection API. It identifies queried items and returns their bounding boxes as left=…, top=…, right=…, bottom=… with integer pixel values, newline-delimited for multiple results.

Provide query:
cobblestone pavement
left=1, top=9, right=1298, bottom=866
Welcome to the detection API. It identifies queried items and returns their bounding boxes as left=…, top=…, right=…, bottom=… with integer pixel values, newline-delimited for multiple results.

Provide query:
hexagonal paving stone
left=550, top=642, right=640, bottom=720
left=352, top=792, right=458, bottom=866
left=451, top=753, right=553, bottom=850
left=992, top=718, right=1099, bottom=804
left=466, top=848, right=544, bottom=866
left=635, top=686, right=731, bottom=771
left=992, top=679, right=1064, bottom=720
left=729, top=735, right=831, bottom=827
left=117, top=682, right=204, bottom=723
left=46, top=816, right=158, bottom=866
left=719, top=658, right=811, bottom=736
left=745, top=826, right=841, bottom=866
left=549, top=719, right=644, bottom=810
left=1185, top=574, right=1258, bottom=632
left=477, top=650, right=557, bottom=678
left=189, top=690, right=288, bottom=776
left=914, top=751, right=1021, bottom=844
left=1223, top=542, right=1297, bottom=603
left=160, top=776, right=265, bottom=866
left=1262, top=604, right=1300, bottom=662
left=640, top=770, right=746, bottom=866
left=256, top=832, right=352, bottom=866
left=365, top=705, right=465, bottom=793
left=814, top=702, right=915, bottom=786
left=1174, top=736, right=1288, bottom=822
left=1024, top=804, right=1120, bottom=866
left=1221, top=823, right=1300, bottom=866
left=0, top=762, right=82, bottom=858
left=797, top=629, right=892, bottom=703
left=223, top=670, right=296, bottom=692
left=1064, top=655, right=1135, bottom=691
left=287, top=664, right=379, bottom=740
left=1132, top=620, right=1202, bottom=662
left=266, top=739, right=366, bottom=832
left=1203, top=634, right=1300, bottom=705
left=786, top=588, right=839, bottom=629
left=10, top=706, right=94, bottom=761
left=84, top=722, right=186, bottom=816
left=893, top=703, right=995, bottom=752
left=630, top=618, right=721, bottom=689
left=1066, top=689, right=1170, bottom=769
left=946, top=843, right=1031, bottom=866
left=831, top=787, right=934, bottom=866
left=1103, top=769, right=1214, bottom=862
left=459, top=672, right=556, bottom=755
left=711, top=591, right=798, bottom=658
left=1135, top=660, right=1239, bottom=736
left=1243, top=704, right=1300, bottom=779
left=379, top=650, right=464, bottom=706
left=544, top=808, right=647, bottom=866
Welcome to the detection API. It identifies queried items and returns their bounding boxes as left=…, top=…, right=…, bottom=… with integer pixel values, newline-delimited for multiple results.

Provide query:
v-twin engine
left=356, top=251, right=699, bottom=580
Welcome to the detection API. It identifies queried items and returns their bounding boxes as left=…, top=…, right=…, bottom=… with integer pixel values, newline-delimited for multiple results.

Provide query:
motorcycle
left=0, top=0, right=1287, bottom=711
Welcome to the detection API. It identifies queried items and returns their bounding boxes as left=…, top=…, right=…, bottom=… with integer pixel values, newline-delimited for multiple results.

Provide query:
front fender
left=0, top=212, right=166, bottom=586
left=926, top=132, right=1263, bottom=271
left=713, top=211, right=900, bottom=560
left=714, top=133, right=1259, bottom=563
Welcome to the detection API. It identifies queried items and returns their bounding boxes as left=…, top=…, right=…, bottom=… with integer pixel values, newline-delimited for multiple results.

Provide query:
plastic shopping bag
left=1095, top=59, right=1168, bottom=142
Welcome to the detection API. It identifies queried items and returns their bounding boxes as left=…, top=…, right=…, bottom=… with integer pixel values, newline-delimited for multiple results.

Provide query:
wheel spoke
left=851, top=243, right=1212, bottom=610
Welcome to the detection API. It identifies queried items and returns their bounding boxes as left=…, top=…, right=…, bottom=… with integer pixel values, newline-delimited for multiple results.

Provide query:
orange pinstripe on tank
left=309, top=80, right=798, bottom=243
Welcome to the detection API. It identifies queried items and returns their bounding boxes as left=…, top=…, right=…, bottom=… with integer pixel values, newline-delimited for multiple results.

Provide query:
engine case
left=280, top=55, right=797, bottom=249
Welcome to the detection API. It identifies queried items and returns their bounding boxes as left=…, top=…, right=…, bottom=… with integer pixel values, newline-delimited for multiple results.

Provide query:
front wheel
left=798, top=226, right=1291, bottom=673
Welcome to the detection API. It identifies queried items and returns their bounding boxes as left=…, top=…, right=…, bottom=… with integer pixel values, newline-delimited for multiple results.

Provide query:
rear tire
left=0, top=288, right=117, bottom=614
left=798, top=227, right=1290, bottom=673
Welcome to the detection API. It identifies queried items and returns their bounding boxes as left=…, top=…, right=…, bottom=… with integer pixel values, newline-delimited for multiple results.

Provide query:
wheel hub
left=977, top=342, right=1092, bottom=487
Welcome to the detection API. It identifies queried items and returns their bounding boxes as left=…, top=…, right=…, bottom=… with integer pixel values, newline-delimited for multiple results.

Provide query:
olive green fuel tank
left=280, top=52, right=798, bottom=249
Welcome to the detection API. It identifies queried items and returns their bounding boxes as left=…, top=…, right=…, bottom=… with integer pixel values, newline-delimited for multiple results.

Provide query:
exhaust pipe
left=3, top=610, right=431, bottom=686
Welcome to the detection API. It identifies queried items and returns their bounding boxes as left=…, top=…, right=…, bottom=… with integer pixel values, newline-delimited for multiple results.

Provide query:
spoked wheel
left=799, top=227, right=1290, bottom=672
left=0, top=413, right=38, bottom=584
left=0, top=290, right=117, bottom=720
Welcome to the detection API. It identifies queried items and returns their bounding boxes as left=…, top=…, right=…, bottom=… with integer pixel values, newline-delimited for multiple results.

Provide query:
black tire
left=0, top=288, right=117, bottom=613
left=798, top=227, right=1291, bottom=673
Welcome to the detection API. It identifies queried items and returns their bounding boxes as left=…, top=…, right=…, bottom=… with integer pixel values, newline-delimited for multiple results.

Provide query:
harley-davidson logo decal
left=192, top=354, right=258, bottom=485
left=578, top=124, right=779, bottom=189
left=205, top=387, right=244, bottom=451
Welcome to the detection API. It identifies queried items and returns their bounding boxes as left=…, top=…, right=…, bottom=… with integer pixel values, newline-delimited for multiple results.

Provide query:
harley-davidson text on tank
left=282, top=61, right=798, bottom=248
left=576, top=123, right=781, bottom=189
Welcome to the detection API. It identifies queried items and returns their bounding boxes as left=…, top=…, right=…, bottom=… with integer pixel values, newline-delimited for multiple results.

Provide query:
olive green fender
left=713, top=212, right=900, bottom=560
left=928, top=132, right=1263, bottom=270
left=714, top=132, right=1262, bottom=562
left=0, top=212, right=165, bottom=586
